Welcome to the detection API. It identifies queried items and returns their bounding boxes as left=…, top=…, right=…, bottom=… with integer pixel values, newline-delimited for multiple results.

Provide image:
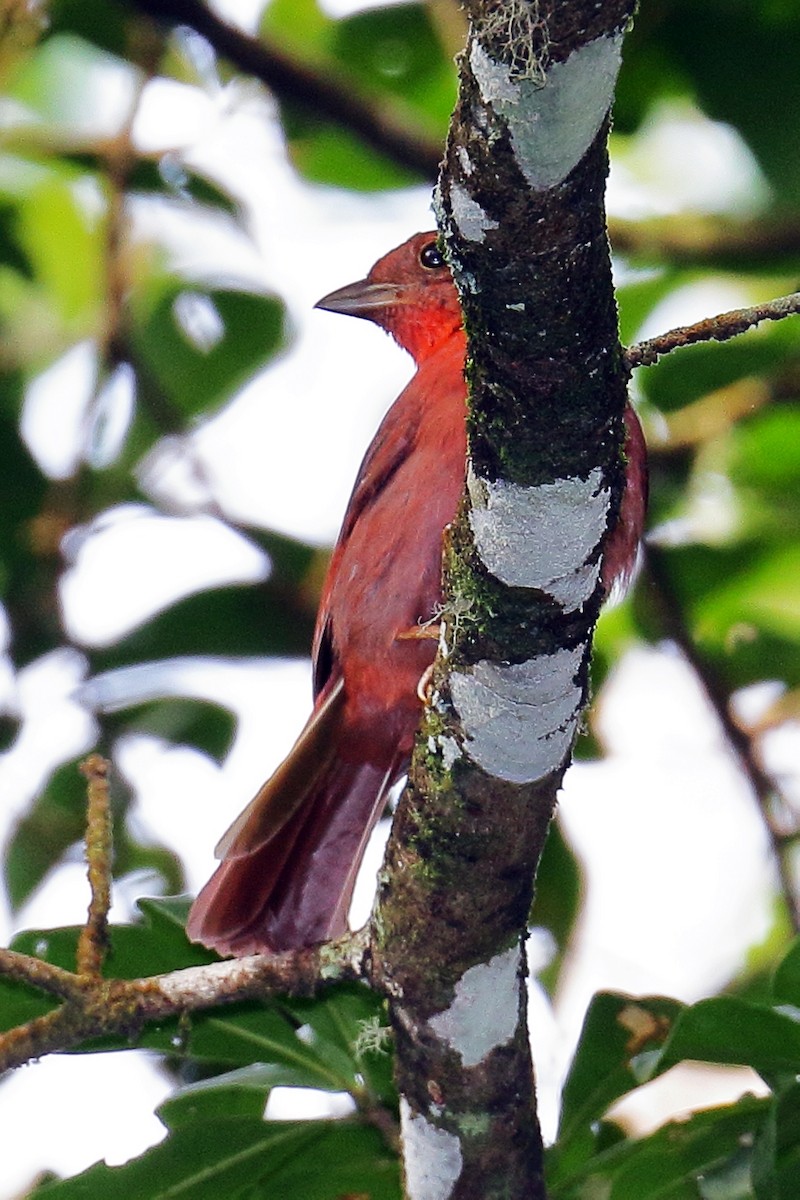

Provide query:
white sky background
left=0, top=0, right=797, bottom=1191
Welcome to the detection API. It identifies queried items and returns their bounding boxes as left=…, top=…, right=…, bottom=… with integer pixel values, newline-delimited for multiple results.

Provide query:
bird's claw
left=417, top=663, right=435, bottom=704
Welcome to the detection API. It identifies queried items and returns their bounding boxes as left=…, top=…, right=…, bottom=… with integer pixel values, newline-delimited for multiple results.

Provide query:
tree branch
left=0, top=950, right=85, bottom=1002
left=0, top=940, right=369, bottom=1073
left=626, top=291, right=800, bottom=368
left=128, top=0, right=442, bottom=178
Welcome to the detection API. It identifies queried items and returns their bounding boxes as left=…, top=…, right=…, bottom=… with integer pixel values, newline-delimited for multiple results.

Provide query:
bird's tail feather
left=187, top=752, right=394, bottom=956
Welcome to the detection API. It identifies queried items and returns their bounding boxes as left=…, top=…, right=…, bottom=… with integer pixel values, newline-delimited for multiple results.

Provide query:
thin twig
left=129, top=0, right=442, bottom=179
left=0, top=1007, right=86, bottom=1076
left=626, top=291, right=800, bottom=369
left=0, top=950, right=86, bottom=1001
left=0, top=929, right=371, bottom=1073
left=76, top=756, right=113, bottom=979
left=642, top=546, right=800, bottom=932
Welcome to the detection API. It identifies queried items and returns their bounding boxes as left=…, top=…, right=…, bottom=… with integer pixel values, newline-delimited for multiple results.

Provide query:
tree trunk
left=372, top=2, right=638, bottom=1196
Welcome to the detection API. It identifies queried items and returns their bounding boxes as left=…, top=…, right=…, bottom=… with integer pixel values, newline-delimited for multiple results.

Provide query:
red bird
left=187, top=232, right=647, bottom=957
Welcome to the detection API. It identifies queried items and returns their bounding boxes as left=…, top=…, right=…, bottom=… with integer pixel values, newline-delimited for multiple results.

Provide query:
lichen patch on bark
left=428, top=945, right=522, bottom=1067
left=469, top=32, right=625, bottom=191
left=449, top=647, right=584, bottom=783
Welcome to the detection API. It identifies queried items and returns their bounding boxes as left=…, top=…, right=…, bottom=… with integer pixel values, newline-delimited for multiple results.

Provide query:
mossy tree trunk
left=372, top=3, right=638, bottom=1197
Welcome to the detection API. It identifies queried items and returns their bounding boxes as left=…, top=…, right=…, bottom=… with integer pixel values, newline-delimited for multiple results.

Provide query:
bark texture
left=372, top=3, right=638, bottom=1198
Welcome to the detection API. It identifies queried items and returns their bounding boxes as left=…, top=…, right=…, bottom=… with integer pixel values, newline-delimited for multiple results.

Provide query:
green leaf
left=288, top=982, right=396, bottom=1106
left=48, top=0, right=130, bottom=58
left=752, top=1082, right=800, bottom=1200
left=131, top=284, right=286, bottom=418
left=5, top=754, right=185, bottom=912
left=88, top=582, right=314, bottom=670
left=112, top=839, right=186, bottom=901
left=171, top=1003, right=357, bottom=1083
left=613, top=0, right=800, bottom=201
left=772, top=938, right=800, bottom=1007
left=159, top=982, right=389, bottom=1092
left=694, top=546, right=800, bottom=644
left=613, top=8, right=689, bottom=136
left=645, top=545, right=800, bottom=692
left=34, top=1119, right=400, bottom=1200
left=0, top=268, right=70, bottom=376
left=555, top=992, right=682, bottom=1174
left=279, top=108, right=419, bottom=191
left=7, top=896, right=211, bottom=980
left=655, top=996, right=800, bottom=1086
left=729, top=405, right=800, bottom=504
left=245, top=527, right=319, bottom=587
left=0, top=204, right=33, bottom=277
left=102, top=697, right=236, bottom=765
left=158, top=1064, right=304, bottom=1130
left=0, top=958, right=55, bottom=1032
left=0, top=711, right=20, bottom=751
left=717, top=405, right=800, bottom=551
left=4, top=758, right=89, bottom=911
left=5, top=33, right=140, bottom=145
left=15, top=174, right=104, bottom=327
left=640, top=320, right=800, bottom=415
left=263, top=0, right=454, bottom=128
left=0, top=151, right=61, bottom=204
left=262, top=0, right=450, bottom=189
left=0, top=407, right=57, bottom=665
left=126, top=157, right=240, bottom=214
left=550, top=1095, right=767, bottom=1200
left=260, top=0, right=332, bottom=59
left=663, top=2, right=800, bottom=202
left=333, top=4, right=455, bottom=127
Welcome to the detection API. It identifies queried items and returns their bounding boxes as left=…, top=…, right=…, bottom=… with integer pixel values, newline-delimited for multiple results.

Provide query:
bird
left=187, top=231, right=647, bottom=957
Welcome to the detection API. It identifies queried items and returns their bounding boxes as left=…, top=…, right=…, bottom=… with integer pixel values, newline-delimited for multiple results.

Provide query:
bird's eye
left=419, top=242, right=445, bottom=270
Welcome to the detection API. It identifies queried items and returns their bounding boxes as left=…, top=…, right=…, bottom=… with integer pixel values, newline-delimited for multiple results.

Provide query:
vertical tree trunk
left=372, top=2, right=638, bottom=1197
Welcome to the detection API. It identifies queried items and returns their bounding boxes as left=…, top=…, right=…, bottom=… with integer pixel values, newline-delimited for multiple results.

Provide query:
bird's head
left=315, top=231, right=464, bottom=363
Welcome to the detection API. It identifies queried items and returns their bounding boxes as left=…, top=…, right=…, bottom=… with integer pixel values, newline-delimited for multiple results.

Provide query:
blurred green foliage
left=0, top=0, right=798, bottom=1196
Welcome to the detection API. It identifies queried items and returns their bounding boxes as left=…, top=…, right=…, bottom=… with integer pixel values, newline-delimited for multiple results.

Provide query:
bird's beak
left=315, top=279, right=410, bottom=317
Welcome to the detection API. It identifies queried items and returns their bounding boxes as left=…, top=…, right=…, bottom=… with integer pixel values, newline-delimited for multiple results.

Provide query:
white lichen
left=470, top=33, right=625, bottom=191
left=428, top=945, right=521, bottom=1067
left=450, top=181, right=499, bottom=243
left=470, top=38, right=521, bottom=103
left=449, top=647, right=584, bottom=784
left=439, top=735, right=462, bottom=771
left=400, top=1098, right=463, bottom=1200
left=467, top=463, right=610, bottom=608
left=456, top=145, right=474, bottom=176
